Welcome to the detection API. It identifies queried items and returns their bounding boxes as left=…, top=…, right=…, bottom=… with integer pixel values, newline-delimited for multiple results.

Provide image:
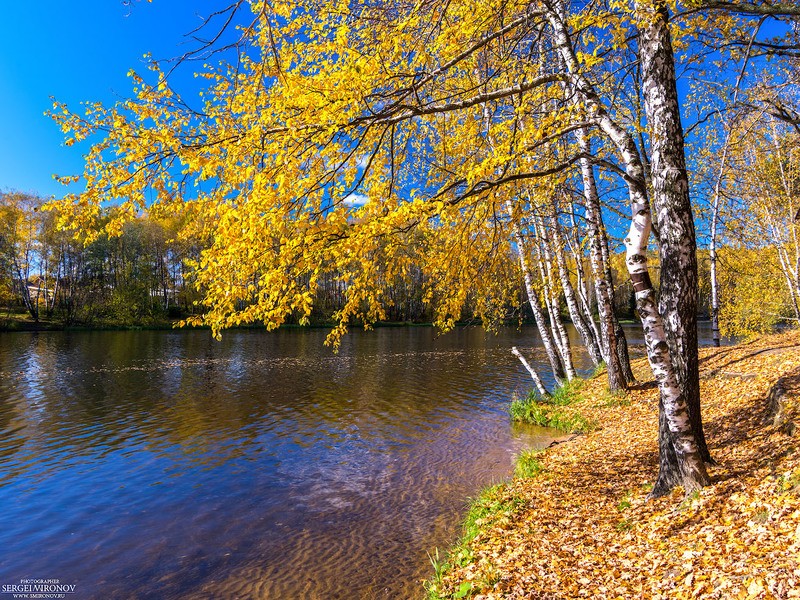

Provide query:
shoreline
left=0, top=314, right=713, bottom=335
left=0, top=317, right=579, bottom=335
left=0, top=315, right=477, bottom=334
left=428, top=328, right=800, bottom=599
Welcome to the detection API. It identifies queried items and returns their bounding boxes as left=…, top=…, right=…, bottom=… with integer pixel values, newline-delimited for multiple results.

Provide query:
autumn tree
left=714, top=114, right=800, bottom=334
left=0, top=192, right=52, bottom=321
left=50, top=0, right=798, bottom=495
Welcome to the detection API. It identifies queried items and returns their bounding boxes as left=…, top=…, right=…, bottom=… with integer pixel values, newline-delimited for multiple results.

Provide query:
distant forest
left=2, top=190, right=796, bottom=335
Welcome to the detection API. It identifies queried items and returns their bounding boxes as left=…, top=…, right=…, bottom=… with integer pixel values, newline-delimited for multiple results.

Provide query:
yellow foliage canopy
left=48, top=0, right=603, bottom=343
left=46, top=1, right=777, bottom=343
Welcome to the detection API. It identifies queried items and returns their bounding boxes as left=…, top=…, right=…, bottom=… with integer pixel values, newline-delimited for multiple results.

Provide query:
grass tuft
left=515, top=449, right=546, bottom=479
left=590, top=360, right=607, bottom=378
left=509, top=379, right=596, bottom=433
left=425, top=484, right=525, bottom=599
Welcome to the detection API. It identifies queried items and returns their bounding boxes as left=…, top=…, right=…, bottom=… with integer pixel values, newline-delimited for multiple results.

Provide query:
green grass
left=617, top=490, right=633, bottom=512
left=509, top=378, right=596, bottom=433
left=428, top=378, right=609, bottom=598
left=776, top=468, right=800, bottom=495
left=590, top=360, right=607, bottom=378
left=514, top=449, right=546, bottom=478
left=425, top=484, right=526, bottom=599
left=549, top=377, right=586, bottom=405
left=462, top=485, right=524, bottom=551
left=615, top=519, right=633, bottom=532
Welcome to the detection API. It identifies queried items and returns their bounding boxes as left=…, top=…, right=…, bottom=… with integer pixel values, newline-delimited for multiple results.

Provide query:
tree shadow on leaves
left=698, top=343, right=800, bottom=376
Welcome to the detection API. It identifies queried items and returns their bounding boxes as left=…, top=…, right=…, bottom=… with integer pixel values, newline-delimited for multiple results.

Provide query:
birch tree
left=52, top=0, right=791, bottom=495
left=506, top=199, right=568, bottom=384
left=546, top=194, right=605, bottom=367
left=729, top=116, right=800, bottom=328
left=543, top=0, right=711, bottom=492
left=1, top=193, right=46, bottom=321
left=633, top=0, right=715, bottom=491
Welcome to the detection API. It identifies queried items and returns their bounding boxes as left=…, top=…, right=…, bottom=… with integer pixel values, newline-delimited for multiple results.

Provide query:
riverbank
left=428, top=328, right=800, bottom=599
left=0, top=312, right=453, bottom=333
left=0, top=311, right=175, bottom=332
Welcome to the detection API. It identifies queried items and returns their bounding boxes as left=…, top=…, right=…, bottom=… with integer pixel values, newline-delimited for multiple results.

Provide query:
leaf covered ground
left=430, top=328, right=800, bottom=599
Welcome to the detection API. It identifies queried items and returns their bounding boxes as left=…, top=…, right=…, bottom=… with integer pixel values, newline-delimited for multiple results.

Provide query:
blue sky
left=1, top=2, right=785, bottom=205
left=0, top=1, right=213, bottom=198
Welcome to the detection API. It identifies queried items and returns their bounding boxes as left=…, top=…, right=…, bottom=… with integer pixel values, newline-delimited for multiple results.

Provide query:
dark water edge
left=0, top=316, right=726, bottom=334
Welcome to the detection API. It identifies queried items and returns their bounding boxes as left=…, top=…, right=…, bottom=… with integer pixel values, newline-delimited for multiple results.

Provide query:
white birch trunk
left=550, top=6, right=626, bottom=390
left=534, top=216, right=577, bottom=381
left=575, top=126, right=626, bottom=391
left=549, top=199, right=604, bottom=366
left=635, top=0, right=713, bottom=485
left=764, top=207, right=800, bottom=322
left=624, top=198, right=708, bottom=491
left=597, top=214, right=638, bottom=384
left=511, top=346, right=549, bottom=397
left=546, top=2, right=709, bottom=493
left=769, top=119, right=800, bottom=321
left=506, top=201, right=567, bottom=383
left=567, top=207, right=603, bottom=349
left=708, top=23, right=760, bottom=347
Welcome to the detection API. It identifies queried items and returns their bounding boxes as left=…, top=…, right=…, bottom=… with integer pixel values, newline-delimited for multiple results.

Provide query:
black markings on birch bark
left=598, top=215, right=637, bottom=384
left=636, top=0, right=713, bottom=487
left=566, top=206, right=604, bottom=351
left=546, top=0, right=709, bottom=492
left=534, top=213, right=577, bottom=381
left=506, top=201, right=567, bottom=383
left=575, top=128, right=626, bottom=392
left=550, top=15, right=626, bottom=391
left=548, top=196, right=604, bottom=367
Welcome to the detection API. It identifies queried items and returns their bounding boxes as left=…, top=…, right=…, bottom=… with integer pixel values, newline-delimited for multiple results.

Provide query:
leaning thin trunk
left=534, top=215, right=577, bottom=380
left=598, top=215, right=637, bottom=384
left=568, top=206, right=603, bottom=349
left=767, top=212, right=800, bottom=322
left=767, top=119, right=800, bottom=322
left=512, top=346, right=549, bottom=397
left=576, top=127, right=626, bottom=391
left=709, top=23, right=760, bottom=347
left=549, top=198, right=604, bottom=366
left=488, top=105, right=566, bottom=385
left=554, top=32, right=624, bottom=388
left=507, top=202, right=567, bottom=382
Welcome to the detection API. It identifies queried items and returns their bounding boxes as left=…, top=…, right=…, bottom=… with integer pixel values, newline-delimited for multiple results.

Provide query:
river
left=0, top=323, right=694, bottom=598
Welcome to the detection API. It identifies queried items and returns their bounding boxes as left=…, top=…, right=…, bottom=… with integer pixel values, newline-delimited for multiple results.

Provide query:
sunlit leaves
left=47, top=0, right=583, bottom=344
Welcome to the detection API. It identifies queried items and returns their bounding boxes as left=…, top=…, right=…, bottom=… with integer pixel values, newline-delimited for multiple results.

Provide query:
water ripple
left=0, top=326, right=591, bottom=598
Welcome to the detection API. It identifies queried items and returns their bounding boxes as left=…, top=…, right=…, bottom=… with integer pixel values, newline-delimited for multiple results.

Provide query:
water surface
left=0, top=326, right=582, bottom=599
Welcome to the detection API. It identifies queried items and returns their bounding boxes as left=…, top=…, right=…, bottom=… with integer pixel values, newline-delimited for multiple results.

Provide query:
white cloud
left=343, top=193, right=369, bottom=207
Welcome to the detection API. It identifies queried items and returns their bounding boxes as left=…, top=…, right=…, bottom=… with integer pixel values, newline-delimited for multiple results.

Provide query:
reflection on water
left=0, top=326, right=593, bottom=598
left=621, top=319, right=729, bottom=347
